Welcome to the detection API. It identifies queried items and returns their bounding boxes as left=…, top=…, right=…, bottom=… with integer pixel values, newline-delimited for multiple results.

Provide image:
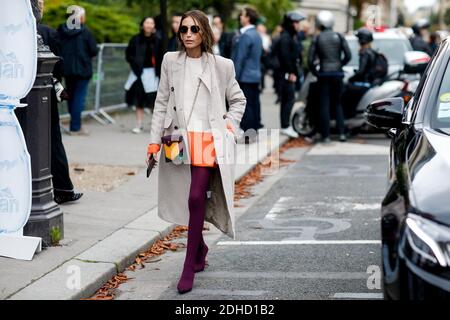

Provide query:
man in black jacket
left=349, top=29, right=377, bottom=84
left=410, top=19, right=433, bottom=56
left=308, top=10, right=351, bottom=143
left=38, top=0, right=83, bottom=204
left=345, top=28, right=376, bottom=118
left=57, top=5, right=98, bottom=134
left=275, top=11, right=305, bottom=138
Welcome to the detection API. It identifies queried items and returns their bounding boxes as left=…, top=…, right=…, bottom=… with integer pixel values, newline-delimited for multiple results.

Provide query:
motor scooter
left=291, top=51, right=430, bottom=137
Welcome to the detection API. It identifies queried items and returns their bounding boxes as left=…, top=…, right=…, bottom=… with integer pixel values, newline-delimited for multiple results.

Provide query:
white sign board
left=0, top=0, right=41, bottom=260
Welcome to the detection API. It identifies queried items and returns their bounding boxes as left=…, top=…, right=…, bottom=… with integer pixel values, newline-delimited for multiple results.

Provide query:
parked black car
left=365, top=38, right=450, bottom=300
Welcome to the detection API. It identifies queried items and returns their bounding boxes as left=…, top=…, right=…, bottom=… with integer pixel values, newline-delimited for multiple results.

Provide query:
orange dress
left=148, top=122, right=234, bottom=168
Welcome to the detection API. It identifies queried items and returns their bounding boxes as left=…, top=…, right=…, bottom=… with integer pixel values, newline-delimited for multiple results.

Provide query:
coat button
left=223, top=114, right=227, bottom=119
left=171, top=87, right=174, bottom=92
left=174, top=126, right=179, bottom=130
left=173, top=106, right=176, bottom=111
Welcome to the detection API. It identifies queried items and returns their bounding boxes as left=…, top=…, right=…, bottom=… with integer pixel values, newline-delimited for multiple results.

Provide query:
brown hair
left=243, top=7, right=259, bottom=25
left=177, top=10, right=214, bottom=54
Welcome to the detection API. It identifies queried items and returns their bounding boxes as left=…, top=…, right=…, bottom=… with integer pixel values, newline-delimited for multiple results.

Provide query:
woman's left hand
left=226, top=119, right=235, bottom=134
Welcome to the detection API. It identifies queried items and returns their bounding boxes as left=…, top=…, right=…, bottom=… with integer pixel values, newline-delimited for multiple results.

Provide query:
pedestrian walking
left=344, top=28, right=378, bottom=118
left=147, top=10, right=246, bottom=294
left=231, top=7, right=263, bottom=138
left=212, top=26, right=222, bottom=56
left=125, top=16, right=163, bottom=134
left=257, top=23, right=272, bottom=93
left=57, top=5, right=98, bottom=135
left=167, top=13, right=182, bottom=52
left=410, top=19, right=433, bottom=56
left=308, top=10, right=351, bottom=143
left=274, top=11, right=306, bottom=139
left=38, top=0, right=83, bottom=204
left=295, top=24, right=307, bottom=93
left=212, top=15, right=233, bottom=59
left=270, top=24, right=284, bottom=104
left=429, top=31, right=441, bottom=55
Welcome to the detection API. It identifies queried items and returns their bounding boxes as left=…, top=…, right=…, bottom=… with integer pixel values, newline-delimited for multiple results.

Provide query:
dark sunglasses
left=179, top=25, right=200, bottom=34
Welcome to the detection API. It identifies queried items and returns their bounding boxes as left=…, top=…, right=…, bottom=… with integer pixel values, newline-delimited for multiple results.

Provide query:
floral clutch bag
left=161, top=134, right=184, bottom=163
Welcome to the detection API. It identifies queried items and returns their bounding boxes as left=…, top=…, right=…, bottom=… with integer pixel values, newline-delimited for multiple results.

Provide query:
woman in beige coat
left=147, top=10, right=246, bottom=294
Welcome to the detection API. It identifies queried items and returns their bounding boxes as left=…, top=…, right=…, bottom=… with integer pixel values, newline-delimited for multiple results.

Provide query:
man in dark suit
left=231, top=7, right=263, bottom=136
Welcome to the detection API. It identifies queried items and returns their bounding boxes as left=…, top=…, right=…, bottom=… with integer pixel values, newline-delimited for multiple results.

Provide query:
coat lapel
left=199, top=53, right=212, bottom=94
left=173, top=52, right=214, bottom=129
left=172, top=52, right=187, bottom=128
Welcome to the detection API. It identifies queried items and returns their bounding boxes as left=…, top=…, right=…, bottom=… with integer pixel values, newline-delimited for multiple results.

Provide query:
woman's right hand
left=147, top=144, right=160, bottom=164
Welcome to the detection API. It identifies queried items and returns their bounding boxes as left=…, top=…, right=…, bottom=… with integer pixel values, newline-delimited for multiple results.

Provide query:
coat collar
left=174, top=51, right=214, bottom=94
left=172, top=51, right=217, bottom=129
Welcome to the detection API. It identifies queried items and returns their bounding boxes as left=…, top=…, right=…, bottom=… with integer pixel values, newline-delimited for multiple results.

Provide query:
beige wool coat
left=149, top=51, right=246, bottom=239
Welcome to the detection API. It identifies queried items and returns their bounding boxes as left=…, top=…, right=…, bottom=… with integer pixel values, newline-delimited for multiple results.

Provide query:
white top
left=260, top=33, right=271, bottom=52
left=183, top=56, right=211, bottom=132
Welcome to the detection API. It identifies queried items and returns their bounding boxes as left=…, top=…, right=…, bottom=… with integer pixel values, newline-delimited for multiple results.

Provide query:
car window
left=432, top=59, right=450, bottom=131
left=405, top=56, right=432, bottom=124
left=347, top=38, right=410, bottom=67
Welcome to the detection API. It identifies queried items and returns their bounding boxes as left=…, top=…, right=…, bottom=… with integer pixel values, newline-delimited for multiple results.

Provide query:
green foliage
left=43, top=0, right=296, bottom=42
left=246, top=0, right=294, bottom=30
left=125, top=0, right=237, bottom=20
left=353, top=19, right=365, bottom=30
left=43, top=0, right=139, bottom=43
left=445, top=8, right=450, bottom=26
left=50, top=226, right=62, bottom=246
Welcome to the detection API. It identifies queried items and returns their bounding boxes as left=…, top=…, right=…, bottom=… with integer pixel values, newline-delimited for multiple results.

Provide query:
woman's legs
left=177, top=165, right=214, bottom=293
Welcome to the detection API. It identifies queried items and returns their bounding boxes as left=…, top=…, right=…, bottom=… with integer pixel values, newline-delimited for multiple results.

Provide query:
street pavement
left=115, top=135, right=390, bottom=300
left=1, top=77, right=286, bottom=300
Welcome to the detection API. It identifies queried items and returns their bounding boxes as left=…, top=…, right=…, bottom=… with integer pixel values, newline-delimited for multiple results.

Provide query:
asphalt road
left=115, top=135, right=390, bottom=300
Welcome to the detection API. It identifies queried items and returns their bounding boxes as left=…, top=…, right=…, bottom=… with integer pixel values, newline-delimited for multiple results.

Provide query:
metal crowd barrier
left=59, top=43, right=130, bottom=125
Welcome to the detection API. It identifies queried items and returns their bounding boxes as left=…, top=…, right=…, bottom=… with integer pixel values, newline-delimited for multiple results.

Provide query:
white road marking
left=262, top=197, right=354, bottom=240
left=289, top=201, right=381, bottom=212
left=332, top=292, right=383, bottom=299
left=217, top=240, right=381, bottom=246
left=265, top=196, right=293, bottom=220
left=191, top=289, right=268, bottom=296
left=352, top=203, right=381, bottom=210
left=197, top=271, right=369, bottom=280
left=308, top=142, right=389, bottom=155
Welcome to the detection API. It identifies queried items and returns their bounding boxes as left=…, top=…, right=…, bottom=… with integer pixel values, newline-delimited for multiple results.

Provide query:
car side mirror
left=403, top=51, right=430, bottom=74
left=365, top=97, right=404, bottom=129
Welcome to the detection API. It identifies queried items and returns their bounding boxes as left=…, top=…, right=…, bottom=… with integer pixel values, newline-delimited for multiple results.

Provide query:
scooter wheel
left=292, top=108, right=314, bottom=137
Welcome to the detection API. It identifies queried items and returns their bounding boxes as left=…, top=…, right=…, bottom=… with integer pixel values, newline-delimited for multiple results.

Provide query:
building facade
left=294, top=0, right=350, bottom=33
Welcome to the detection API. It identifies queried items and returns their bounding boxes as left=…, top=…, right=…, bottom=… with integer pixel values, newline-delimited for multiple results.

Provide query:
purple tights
left=177, top=165, right=214, bottom=293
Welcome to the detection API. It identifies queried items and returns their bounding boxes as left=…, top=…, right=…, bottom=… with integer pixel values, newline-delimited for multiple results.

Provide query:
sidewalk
left=1, top=81, right=289, bottom=300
